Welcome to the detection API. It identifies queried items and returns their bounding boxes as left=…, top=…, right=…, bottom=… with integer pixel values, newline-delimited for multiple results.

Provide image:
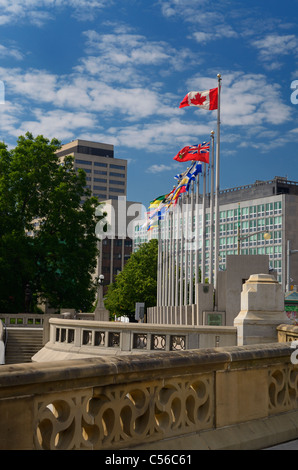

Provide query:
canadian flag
left=179, top=88, right=218, bottom=110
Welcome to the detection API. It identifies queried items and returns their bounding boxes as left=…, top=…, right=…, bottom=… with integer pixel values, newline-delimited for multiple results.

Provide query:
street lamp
left=96, top=274, right=104, bottom=309
left=287, top=240, right=298, bottom=292
left=237, top=229, right=271, bottom=255
left=237, top=203, right=271, bottom=255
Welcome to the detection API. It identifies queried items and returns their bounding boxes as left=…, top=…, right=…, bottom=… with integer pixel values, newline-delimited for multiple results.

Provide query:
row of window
left=84, top=169, right=125, bottom=177
left=219, top=202, right=282, bottom=221
left=85, top=177, right=125, bottom=186
left=75, top=159, right=126, bottom=171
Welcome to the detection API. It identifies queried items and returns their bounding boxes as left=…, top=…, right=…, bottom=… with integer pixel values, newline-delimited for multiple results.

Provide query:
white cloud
left=78, top=27, right=196, bottom=86
left=0, top=0, right=111, bottom=25
left=147, top=164, right=173, bottom=173
left=251, top=34, right=298, bottom=69
left=15, top=108, right=96, bottom=140
left=0, top=44, right=23, bottom=60
left=186, top=72, right=291, bottom=126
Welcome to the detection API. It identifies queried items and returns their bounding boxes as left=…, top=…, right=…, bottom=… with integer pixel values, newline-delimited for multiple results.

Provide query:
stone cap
left=246, top=274, right=278, bottom=284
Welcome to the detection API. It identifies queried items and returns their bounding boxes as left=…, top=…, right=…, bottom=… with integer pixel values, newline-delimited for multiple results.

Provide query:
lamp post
left=97, top=274, right=104, bottom=308
left=287, top=240, right=298, bottom=292
left=94, top=273, right=109, bottom=321
left=237, top=229, right=271, bottom=255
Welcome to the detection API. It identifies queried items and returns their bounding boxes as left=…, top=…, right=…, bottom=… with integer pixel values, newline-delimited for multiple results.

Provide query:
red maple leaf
left=190, top=92, right=206, bottom=106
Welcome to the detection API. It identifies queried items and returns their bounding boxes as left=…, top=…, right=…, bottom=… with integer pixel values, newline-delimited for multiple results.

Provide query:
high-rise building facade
left=56, top=139, right=127, bottom=201
left=56, top=140, right=135, bottom=293
left=134, top=176, right=298, bottom=291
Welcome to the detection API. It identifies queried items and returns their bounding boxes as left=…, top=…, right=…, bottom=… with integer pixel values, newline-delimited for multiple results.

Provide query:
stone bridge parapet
left=0, top=342, right=297, bottom=450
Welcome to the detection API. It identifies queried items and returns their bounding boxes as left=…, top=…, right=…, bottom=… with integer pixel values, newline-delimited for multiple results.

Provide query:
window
left=257, top=218, right=265, bottom=229
left=110, top=172, right=125, bottom=178
left=94, top=169, right=107, bottom=175
left=219, top=237, right=226, bottom=247
left=274, top=245, right=282, bottom=257
left=266, top=217, right=274, bottom=230
left=274, top=201, right=282, bottom=213
left=241, top=221, right=249, bottom=232
left=265, top=246, right=273, bottom=256
left=227, top=209, right=234, bottom=220
left=109, top=188, right=125, bottom=193
left=241, top=207, right=249, bottom=219
left=75, top=159, right=92, bottom=165
left=249, top=205, right=257, bottom=217
left=94, top=162, right=107, bottom=167
left=274, top=230, right=282, bottom=243
left=110, top=164, right=125, bottom=170
left=249, top=220, right=257, bottom=232
left=220, top=224, right=225, bottom=235
left=109, top=180, right=125, bottom=185
left=226, top=223, right=234, bottom=234
left=77, top=145, right=113, bottom=158
left=274, top=216, right=282, bottom=228
left=266, top=203, right=273, bottom=215
left=220, top=211, right=226, bottom=222
left=94, top=178, right=107, bottom=183
left=257, top=204, right=265, bottom=216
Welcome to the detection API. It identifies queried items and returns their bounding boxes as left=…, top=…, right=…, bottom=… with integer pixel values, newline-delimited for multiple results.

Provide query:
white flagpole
left=195, top=168, right=200, bottom=300
left=157, top=215, right=162, bottom=306
left=184, top=190, right=189, bottom=306
left=209, top=130, right=215, bottom=286
left=214, top=74, right=222, bottom=301
left=189, top=178, right=194, bottom=304
left=201, top=161, right=206, bottom=284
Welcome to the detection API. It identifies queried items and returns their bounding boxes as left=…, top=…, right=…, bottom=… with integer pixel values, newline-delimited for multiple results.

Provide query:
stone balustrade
left=277, top=324, right=298, bottom=342
left=32, top=318, right=237, bottom=362
left=0, top=342, right=298, bottom=450
left=0, top=313, right=46, bottom=327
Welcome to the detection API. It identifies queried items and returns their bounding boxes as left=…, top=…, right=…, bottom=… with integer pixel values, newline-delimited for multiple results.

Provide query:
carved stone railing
left=32, top=318, right=237, bottom=361
left=0, top=343, right=298, bottom=450
left=0, top=313, right=46, bottom=327
left=277, top=324, right=298, bottom=343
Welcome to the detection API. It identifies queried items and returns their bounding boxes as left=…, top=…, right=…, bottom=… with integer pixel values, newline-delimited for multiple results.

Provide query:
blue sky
left=0, top=0, right=298, bottom=207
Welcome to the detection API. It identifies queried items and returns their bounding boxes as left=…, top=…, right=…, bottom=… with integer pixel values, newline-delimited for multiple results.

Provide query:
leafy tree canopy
left=104, top=239, right=158, bottom=320
left=0, top=132, right=105, bottom=313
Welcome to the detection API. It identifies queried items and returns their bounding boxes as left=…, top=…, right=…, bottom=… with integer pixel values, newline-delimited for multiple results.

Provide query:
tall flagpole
left=209, top=130, right=215, bottom=286
left=214, top=73, right=222, bottom=305
left=195, top=170, right=200, bottom=302
left=201, top=162, right=206, bottom=283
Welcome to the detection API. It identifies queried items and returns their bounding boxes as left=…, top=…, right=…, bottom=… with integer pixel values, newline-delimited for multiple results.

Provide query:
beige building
left=56, top=139, right=127, bottom=202
left=56, top=140, right=141, bottom=294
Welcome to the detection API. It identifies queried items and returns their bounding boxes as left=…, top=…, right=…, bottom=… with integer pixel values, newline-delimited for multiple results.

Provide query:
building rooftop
left=218, top=176, right=298, bottom=205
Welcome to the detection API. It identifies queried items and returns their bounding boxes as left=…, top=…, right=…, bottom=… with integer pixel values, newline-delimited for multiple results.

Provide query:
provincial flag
left=170, top=162, right=202, bottom=205
left=173, top=142, right=210, bottom=164
left=149, top=194, right=167, bottom=208
left=179, top=88, right=218, bottom=110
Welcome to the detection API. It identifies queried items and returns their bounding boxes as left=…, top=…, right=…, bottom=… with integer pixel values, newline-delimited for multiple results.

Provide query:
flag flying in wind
left=146, top=162, right=201, bottom=229
left=170, top=162, right=202, bottom=205
left=179, top=88, right=218, bottom=110
left=173, top=142, right=210, bottom=164
left=149, top=194, right=167, bottom=208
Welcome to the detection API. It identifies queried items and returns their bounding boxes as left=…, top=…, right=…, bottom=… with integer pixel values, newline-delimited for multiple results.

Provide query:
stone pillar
left=94, top=306, right=109, bottom=321
left=234, top=274, right=290, bottom=345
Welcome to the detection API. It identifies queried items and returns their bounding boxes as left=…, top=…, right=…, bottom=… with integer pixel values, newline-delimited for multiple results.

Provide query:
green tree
left=104, top=239, right=158, bottom=320
left=0, top=132, right=103, bottom=313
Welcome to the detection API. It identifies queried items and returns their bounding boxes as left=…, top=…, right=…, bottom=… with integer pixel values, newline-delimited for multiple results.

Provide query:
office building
left=56, top=140, right=139, bottom=293
left=134, top=176, right=298, bottom=291
left=56, top=139, right=127, bottom=201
